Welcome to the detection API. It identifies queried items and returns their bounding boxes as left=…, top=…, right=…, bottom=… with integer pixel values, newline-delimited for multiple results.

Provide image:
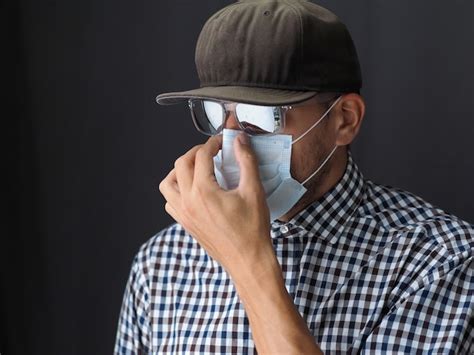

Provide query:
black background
left=3, top=0, right=473, bottom=354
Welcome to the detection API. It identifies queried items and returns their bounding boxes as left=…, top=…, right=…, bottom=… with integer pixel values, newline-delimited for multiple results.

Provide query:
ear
left=332, top=93, right=365, bottom=146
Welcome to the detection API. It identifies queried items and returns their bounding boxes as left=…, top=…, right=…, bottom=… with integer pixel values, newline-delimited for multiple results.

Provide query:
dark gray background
left=3, top=0, right=473, bottom=354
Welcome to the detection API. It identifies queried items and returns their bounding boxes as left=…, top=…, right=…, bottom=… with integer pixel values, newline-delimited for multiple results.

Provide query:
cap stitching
left=282, top=0, right=304, bottom=85
left=195, top=4, right=240, bottom=81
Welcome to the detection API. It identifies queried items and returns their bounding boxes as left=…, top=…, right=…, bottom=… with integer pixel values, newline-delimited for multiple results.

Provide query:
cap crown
left=195, top=0, right=362, bottom=92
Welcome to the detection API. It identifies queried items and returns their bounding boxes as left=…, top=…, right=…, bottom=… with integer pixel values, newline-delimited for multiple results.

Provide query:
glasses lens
left=189, top=99, right=284, bottom=136
left=203, top=101, right=224, bottom=130
left=189, top=100, right=224, bottom=135
left=235, top=104, right=281, bottom=135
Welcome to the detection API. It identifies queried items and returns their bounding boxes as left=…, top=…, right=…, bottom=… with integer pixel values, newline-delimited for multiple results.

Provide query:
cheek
left=289, top=145, right=304, bottom=180
left=290, top=124, right=332, bottom=179
left=290, top=138, right=321, bottom=181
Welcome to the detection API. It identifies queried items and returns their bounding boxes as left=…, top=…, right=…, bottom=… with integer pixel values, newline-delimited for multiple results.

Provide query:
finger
left=164, top=201, right=181, bottom=223
left=158, top=169, right=182, bottom=208
left=194, top=134, right=222, bottom=186
left=234, top=132, right=263, bottom=193
left=165, top=202, right=198, bottom=243
left=174, top=145, right=202, bottom=194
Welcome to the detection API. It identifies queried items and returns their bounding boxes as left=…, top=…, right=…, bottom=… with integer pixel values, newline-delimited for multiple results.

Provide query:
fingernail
left=238, top=133, right=249, bottom=145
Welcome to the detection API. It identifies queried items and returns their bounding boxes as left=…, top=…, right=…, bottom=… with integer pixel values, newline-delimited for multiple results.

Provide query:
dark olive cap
left=156, top=0, right=362, bottom=106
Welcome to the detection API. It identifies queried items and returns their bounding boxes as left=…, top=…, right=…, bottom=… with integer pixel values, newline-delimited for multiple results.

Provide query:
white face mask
left=213, top=96, right=341, bottom=222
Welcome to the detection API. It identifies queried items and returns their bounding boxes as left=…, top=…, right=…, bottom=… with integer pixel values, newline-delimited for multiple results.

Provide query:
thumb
left=234, top=132, right=262, bottom=193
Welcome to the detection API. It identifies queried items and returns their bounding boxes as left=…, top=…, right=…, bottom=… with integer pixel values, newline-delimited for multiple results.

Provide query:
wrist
left=226, top=232, right=277, bottom=278
left=230, top=247, right=323, bottom=354
left=231, top=247, right=285, bottom=302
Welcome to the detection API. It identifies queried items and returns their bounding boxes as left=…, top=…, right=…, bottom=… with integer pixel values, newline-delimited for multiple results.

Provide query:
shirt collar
left=270, top=149, right=366, bottom=244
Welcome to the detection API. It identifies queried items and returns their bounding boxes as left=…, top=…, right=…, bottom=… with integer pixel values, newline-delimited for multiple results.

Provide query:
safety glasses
left=188, top=99, right=292, bottom=136
left=187, top=93, right=341, bottom=136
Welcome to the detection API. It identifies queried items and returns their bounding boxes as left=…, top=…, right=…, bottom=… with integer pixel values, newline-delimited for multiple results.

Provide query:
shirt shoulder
left=133, top=223, right=211, bottom=280
left=360, top=179, right=474, bottom=256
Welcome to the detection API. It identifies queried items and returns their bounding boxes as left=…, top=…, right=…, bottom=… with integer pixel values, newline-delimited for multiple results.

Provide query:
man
left=115, top=1, right=474, bottom=353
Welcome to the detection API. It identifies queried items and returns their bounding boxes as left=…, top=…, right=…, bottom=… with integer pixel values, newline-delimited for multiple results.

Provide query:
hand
left=159, top=133, right=323, bottom=354
left=158, top=133, right=274, bottom=279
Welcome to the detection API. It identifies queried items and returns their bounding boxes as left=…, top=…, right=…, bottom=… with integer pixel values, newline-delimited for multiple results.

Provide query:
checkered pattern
left=114, top=150, right=474, bottom=354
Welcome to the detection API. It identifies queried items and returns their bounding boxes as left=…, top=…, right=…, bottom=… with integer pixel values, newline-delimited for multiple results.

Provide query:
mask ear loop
left=291, top=95, right=342, bottom=145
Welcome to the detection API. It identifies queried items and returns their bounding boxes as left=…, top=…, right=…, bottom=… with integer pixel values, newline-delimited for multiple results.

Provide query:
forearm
left=231, top=248, right=324, bottom=355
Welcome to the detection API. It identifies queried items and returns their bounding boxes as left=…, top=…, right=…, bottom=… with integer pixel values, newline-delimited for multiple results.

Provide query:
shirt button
left=281, top=225, right=289, bottom=234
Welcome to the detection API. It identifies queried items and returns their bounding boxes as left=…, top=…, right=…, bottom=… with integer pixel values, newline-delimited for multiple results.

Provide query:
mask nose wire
left=291, top=95, right=342, bottom=145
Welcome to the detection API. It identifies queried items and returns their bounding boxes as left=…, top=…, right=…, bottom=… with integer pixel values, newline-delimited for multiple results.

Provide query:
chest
left=149, top=237, right=402, bottom=354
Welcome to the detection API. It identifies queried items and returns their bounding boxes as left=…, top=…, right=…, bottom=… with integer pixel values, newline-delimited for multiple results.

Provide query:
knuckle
left=174, top=156, right=183, bottom=169
left=195, top=148, right=205, bottom=161
left=244, top=151, right=256, bottom=163
left=158, top=179, right=166, bottom=193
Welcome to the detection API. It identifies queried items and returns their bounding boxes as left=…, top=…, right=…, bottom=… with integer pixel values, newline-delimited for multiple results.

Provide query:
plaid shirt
left=115, top=151, right=474, bottom=354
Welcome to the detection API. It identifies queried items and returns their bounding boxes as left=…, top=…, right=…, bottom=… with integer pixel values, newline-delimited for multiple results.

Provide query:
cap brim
left=155, top=86, right=318, bottom=106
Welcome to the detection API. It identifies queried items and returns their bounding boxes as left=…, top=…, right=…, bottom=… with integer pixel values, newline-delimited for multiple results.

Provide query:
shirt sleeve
left=114, top=254, right=152, bottom=354
left=360, top=255, right=474, bottom=354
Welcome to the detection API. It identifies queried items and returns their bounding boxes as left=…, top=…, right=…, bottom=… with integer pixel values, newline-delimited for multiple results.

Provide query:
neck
left=277, top=148, right=348, bottom=223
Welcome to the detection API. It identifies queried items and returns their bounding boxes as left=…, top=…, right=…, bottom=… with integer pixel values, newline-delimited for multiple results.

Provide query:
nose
left=223, top=111, right=241, bottom=130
